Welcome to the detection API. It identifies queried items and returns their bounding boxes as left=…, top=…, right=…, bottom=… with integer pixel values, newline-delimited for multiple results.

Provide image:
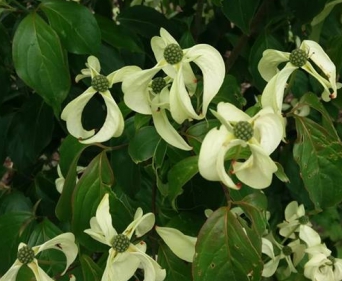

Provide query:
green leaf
left=0, top=191, right=32, bottom=214
left=40, top=0, right=101, bottom=54
left=80, top=254, right=102, bottom=281
left=55, top=136, right=89, bottom=221
left=72, top=152, right=113, bottom=250
left=158, top=244, right=192, bottom=281
left=187, top=120, right=220, bottom=155
left=288, top=0, right=327, bottom=24
left=117, top=6, right=176, bottom=38
left=12, top=13, right=70, bottom=114
left=193, top=207, right=263, bottom=281
left=293, top=117, right=342, bottom=209
left=95, top=15, right=143, bottom=53
left=167, top=156, right=199, bottom=210
left=221, top=0, right=260, bottom=34
left=0, top=212, right=33, bottom=274
left=6, top=95, right=55, bottom=171
left=128, top=126, right=161, bottom=163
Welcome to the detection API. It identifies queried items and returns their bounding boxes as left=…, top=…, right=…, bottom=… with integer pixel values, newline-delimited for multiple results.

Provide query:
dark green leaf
left=40, top=0, right=101, bottom=54
left=117, top=6, right=176, bottom=38
left=193, top=207, right=263, bottom=281
left=167, top=156, right=199, bottom=209
left=80, top=255, right=102, bottom=281
left=72, top=152, right=114, bottom=250
left=6, top=95, right=54, bottom=171
left=293, top=117, right=342, bottom=209
left=288, top=0, right=327, bottom=24
left=222, top=0, right=260, bottom=34
left=12, top=13, right=70, bottom=114
left=96, top=15, right=143, bottom=53
left=0, top=191, right=32, bottom=214
left=0, top=212, right=33, bottom=274
left=128, top=126, right=161, bottom=163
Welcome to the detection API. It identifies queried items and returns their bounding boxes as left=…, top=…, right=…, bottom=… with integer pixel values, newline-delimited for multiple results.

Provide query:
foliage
left=1, top=0, right=342, bottom=280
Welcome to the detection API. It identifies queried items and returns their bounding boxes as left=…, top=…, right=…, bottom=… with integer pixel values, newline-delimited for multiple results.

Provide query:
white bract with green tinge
left=61, top=56, right=139, bottom=144
left=0, top=233, right=78, bottom=281
left=258, top=40, right=340, bottom=113
left=84, top=194, right=166, bottom=281
left=198, top=102, right=283, bottom=189
left=122, top=28, right=225, bottom=127
left=155, top=226, right=197, bottom=262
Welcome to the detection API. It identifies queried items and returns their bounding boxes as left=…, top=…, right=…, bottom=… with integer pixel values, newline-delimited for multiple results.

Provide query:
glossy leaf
left=0, top=212, right=33, bottom=274
left=167, top=156, right=199, bottom=210
left=128, top=126, right=161, bottom=163
left=96, top=15, right=143, bottom=53
left=193, top=207, right=263, bottom=281
left=80, top=254, right=102, bottom=281
left=12, top=13, right=70, bottom=114
left=222, top=0, right=260, bottom=34
left=117, top=6, right=176, bottom=38
left=6, top=95, right=54, bottom=171
left=72, top=152, right=113, bottom=249
left=40, top=0, right=101, bottom=54
left=294, top=116, right=342, bottom=209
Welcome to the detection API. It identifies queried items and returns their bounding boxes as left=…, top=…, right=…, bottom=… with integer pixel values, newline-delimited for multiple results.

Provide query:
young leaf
left=40, top=0, right=101, bottom=54
left=12, top=13, right=70, bottom=114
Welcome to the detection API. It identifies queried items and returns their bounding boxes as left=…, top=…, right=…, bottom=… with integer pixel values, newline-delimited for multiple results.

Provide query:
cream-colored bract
left=155, top=226, right=197, bottom=263
left=84, top=194, right=166, bottom=281
left=121, top=27, right=225, bottom=150
left=258, top=40, right=340, bottom=113
left=198, top=102, right=283, bottom=189
left=61, top=56, right=138, bottom=144
left=0, top=233, right=78, bottom=281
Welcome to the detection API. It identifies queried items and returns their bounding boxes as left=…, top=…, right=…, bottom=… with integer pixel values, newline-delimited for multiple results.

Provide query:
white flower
left=258, top=40, right=340, bottom=113
left=55, top=164, right=86, bottom=194
left=122, top=68, right=192, bottom=150
left=198, top=102, right=283, bottom=189
left=304, top=253, right=342, bottom=281
left=122, top=28, right=225, bottom=125
left=61, top=56, right=138, bottom=144
left=84, top=194, right=166, bottom=281
left=277, top=201, right=314, bottom=243
left=261, top=237, right=305, bottom=278
left=155, top=226, right=197, bottom=262
left=0, top=233, right=78, bottom=281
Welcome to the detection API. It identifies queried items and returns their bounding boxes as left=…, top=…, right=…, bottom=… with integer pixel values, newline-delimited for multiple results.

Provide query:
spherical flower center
left=289, top=49, right=308, bottom=67
left=17, top=245, right=35, bottom=264
left=151, top=77, right=167, bottom=94
left=92, top=75, right=109, bottom=92
left=112, top=234, right=130, bottom=253
left=233, top=121, right=254, bottom=141
left=298, top=215, right=309, bottom=225
left=282, top=245, right=292, bottom=256
left=164, top=44, right=183, bottom=65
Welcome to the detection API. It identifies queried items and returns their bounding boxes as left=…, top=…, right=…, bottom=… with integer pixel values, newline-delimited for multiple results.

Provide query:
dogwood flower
left=277, top=201, right=314, bottom=242
left=304, top=254, right=342, bottom=281
left=262, top=238, right=305, bottom=278
left=198, top=102, right=283, bottom=189
left=61, top=56, right=138, bottom=144
left=155, top=226, right=197, bottom=262
left=122, top=28, right=225, bottom=125
left=122, top=70, right=192, bottom=150
left=0, top=233, right=78, bottom=281
left=258, top=40, right=340, bottom=113
left=84, top=193, right=166, bottom=281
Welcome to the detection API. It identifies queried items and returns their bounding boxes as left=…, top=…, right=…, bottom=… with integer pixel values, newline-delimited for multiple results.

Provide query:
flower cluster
left=261, top=201, right=342, bottom=281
